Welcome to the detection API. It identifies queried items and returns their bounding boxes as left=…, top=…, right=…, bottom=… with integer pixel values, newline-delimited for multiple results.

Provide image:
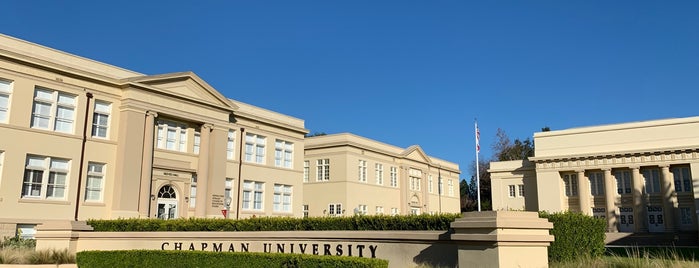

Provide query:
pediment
left=402, top=145, right=432, bottom=164
left=127, top=72, right=237, bottom=110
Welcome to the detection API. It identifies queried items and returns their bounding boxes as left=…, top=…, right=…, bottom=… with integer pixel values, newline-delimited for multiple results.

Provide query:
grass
left=0, top=248, right=75, bottom=264
left=551, top=247, right=699, bottom=268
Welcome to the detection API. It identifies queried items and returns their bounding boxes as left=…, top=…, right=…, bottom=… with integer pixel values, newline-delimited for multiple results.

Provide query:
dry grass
left=551, top=248, right=699, bottom=268
left=0, top=248, right=75, bottom=264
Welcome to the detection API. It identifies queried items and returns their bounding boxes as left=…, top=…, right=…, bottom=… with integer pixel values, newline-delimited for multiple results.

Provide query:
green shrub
left=0, top=236, right=35, bottom=250
left=87, top=214, right=460, bottom=232
left=76, top=250, right=389, bottom=268
left=539, top=211, right=606, bottom=262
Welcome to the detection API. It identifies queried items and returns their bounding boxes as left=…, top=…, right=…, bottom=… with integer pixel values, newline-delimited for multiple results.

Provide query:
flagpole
left=475, top=119, right=481, bottom=212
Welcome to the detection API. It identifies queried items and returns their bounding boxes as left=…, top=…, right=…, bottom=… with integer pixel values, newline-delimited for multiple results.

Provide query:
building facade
left=303, top=133, right=461, bottom=217
left=0, top=34, right=307, bottom=238
left=491, top=117, right=699, bottom=233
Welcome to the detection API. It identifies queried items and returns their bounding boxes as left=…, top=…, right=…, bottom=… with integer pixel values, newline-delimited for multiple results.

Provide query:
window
left=316, top=159, right=330, bottom=181
left=672, top=166, right=692, bottom=193
left=614, top=170, right=632, bottom=194
left=588, top=172, right=605, bottom=196
left=328, top=203, right=343, bottom=217
left=518, top=184, right=525, bottom=197
left=0, top=151, right=4, bottom=183
left=193, top=131, right=201, bottom=154
left=273, top=184, right=292, bottom=212
left=189, top=176, right=197, bottom=208
left=22, top=155, right=70, bottom=199
left=376, top=206, right=384, bottom=215
left=31, top=87, right=76, bottom=133
left=226, top=130, right=235, bottom=160
left=390, top=167, right=398, bottom=187
left=681, top=207, right=693, bottom=225
left=91, top=101, right=110, bottom=138
left=357, top=204, right=367, bottom=215
left=242, top=180, right=264, bottom=210
left=156, top=120, right=188, bottom=152
left=85, top=162, right=105, bottom=202
left=409, top=169, right=422, bottom=191
left=642, top=168, right=661, bottom=194
left=244, top=133, right=266, bottom=164
left=224, top=178, right=233, bottom=201
left=428, top=175, right=433, bottom=193
left=303, top=161, right=309, bottom=182
left=375, top=164, right=384, bottom=185
left=358, top=160, right=367, bottom=182
left=508, top=185, right=516, bottom=197
left=16, top=224, right=36, bottom=240
left=390, top=207, right=399, bottom=216
left=303, top=204, right=309, bottom=218
left=0, top=79, right=12, bottom=123
left=274, top=140, right=293, bottom=168
left=563, top=173, right=578, bottom=197
left=448, top=179, right=454, bottom=196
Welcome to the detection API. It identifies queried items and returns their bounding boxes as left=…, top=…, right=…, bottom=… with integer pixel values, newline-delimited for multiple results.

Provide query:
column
left=631, top=167, right=646, bottom=232
left=660, top=165, right=677, bottom=232
left=603, top=168, right=617, bottom=232
left=195, top=124, right=213, bottom=217
left=577, top=170, right=591, bottom=215
left=138, top=111, right=157, bottom=218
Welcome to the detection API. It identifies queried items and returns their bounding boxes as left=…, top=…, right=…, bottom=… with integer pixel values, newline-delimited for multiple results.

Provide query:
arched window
left=158, top=185, right=176, bottom=199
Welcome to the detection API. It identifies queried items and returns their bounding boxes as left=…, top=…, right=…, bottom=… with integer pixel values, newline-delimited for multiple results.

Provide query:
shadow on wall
left=412, top=232, right=457, bottom=267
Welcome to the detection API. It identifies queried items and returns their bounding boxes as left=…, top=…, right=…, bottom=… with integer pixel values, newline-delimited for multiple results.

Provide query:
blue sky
left=4, top=1, right=698, bottom=180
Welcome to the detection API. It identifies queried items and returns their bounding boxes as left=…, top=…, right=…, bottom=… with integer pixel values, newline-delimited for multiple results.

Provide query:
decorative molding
left=534, top=149, right=699, bottom=171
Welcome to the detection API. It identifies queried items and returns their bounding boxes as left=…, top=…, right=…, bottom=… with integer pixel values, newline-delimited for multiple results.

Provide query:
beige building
left=0, top=34, right=307, bottom=238
left=491, top=117, right=699, bottom=233
left=303, top=133, right=461, bottom=217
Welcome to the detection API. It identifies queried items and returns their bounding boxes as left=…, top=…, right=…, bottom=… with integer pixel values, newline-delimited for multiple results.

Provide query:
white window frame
left=193, top=131, right=201, bottom=155
left=0, top=79, right=13, bottom=123
left=328, top=203, right=343, bottom=217
left=273, top=184, right=292, bottom=213
left=31, top=87, right=76, bottom=133
left=226, top=130, right=235, bottom=160
left=358, top=160, right=367, bottom=182
left=224, top=178, right=233, bottom=205
left=22, top=155, right=70, bottom=200
left=614, top=170, right=632, bottom=195
left=448, top=179, right=454, bottom=196
left=672, top=166, right=692, bottom=193
left=390, top=207, right=399, bottom=216
left=91, top=101, right=111, bottom=138
left=244, top=133, right=266, bottom=164
left=508, top=185, right=516, bottom=198
left=518, top=184, right=525, bottom=197
left=588, top=172, right=605, bottom=196
left=563, top=173, right=578, bottom=197
left=242, top=180, right=264, bottom=210
left=376, top=206, right=384, bottom=215
left=390, top=166, right=398, bottom=187
left=302, top=204, right=309, bottom=218
left=274, top=139, right=293, bottom=168
left=303, top=160, right=310, bottom=182
left=642, top=168, right=661, bottom=194
left=156, top=120, right=188, bottom=152
left=316, top=159, right=330, bottom=181
left=85, top=162, right=105, bottom=202
left=357, top=204, right=368, bottom=215
left=375, top=163, right=383, bottom=185
left=428, top=175, right=433, bottom=193
left=189, top=175, right=197, bottom=209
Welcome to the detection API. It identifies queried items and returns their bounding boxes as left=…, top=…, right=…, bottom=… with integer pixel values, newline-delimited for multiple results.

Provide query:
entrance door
left=156, top=185, right=178, bottom=220
left=647, top=206, right=665, bottom=232
left=618, top=207, right=634, bottom=232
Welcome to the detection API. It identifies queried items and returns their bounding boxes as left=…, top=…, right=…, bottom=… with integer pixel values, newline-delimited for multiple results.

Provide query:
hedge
left=87, top=214, right=460, bottom=232
left=76, top=250, right=389, bottom=268
left=539, top=211, right=606, bottom=262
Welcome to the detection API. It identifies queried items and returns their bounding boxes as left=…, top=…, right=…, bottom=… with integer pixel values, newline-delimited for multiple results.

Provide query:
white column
left=603, top=168, right=617, bottom=232
left=660, top=165, right=677, bottom=232
left=138, top=111, right=157, bottom=218
left=631, top=166, right=646, bottom=232
left=195, top=124, right=213, bottom=217
left=577, top=170, right=591, bottom=216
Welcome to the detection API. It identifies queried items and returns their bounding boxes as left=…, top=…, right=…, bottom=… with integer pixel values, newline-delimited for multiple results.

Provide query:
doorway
left=156, top=185, right=178, bottom=220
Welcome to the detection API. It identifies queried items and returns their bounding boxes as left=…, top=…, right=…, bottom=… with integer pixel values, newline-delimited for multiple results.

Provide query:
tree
left=460, top=159, right=491, bottom=212
left=492, top=128, right=534, bottom=161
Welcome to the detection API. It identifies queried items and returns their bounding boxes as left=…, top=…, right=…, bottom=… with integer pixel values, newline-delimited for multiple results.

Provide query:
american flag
left=475, top=122, right=480, bottom=153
